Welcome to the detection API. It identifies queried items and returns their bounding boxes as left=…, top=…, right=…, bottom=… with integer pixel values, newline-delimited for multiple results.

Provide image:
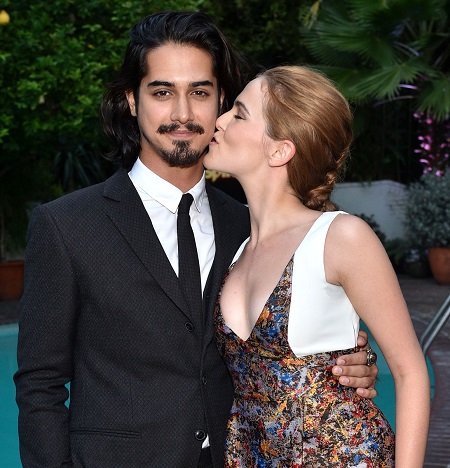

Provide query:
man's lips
left=167, top=130, right=196, bottom=139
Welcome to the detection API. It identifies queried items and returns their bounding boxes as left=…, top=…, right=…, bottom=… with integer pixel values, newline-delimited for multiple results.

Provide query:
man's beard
left=160, top=140, right=204, bottom=167
left=156, top=122, right=206, bottom=168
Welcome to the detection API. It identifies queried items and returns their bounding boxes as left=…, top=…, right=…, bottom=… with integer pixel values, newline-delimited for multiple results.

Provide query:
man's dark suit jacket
left=14, top=168, right=250, bottom=467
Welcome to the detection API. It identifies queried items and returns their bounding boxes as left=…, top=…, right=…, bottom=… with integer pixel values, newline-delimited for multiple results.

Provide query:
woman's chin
left=203, top=154, right=215, bottom=170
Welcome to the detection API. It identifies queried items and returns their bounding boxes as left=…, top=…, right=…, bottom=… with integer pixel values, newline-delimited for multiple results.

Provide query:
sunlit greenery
left=0, top=0, right=205, bottom=258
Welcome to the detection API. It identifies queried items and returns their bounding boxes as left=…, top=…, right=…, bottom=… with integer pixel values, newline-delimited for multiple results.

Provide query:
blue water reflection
left=0, top=324, right=20, bottom=467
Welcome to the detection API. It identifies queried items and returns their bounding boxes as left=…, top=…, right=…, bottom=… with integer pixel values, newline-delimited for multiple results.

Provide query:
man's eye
left=192, top=90, right=209, bottom=97
left=154, top=90, right=170, bottom=97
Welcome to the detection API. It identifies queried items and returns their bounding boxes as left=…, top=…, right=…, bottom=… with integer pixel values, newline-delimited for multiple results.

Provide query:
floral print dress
left=214, top=258, right=395, bottom=467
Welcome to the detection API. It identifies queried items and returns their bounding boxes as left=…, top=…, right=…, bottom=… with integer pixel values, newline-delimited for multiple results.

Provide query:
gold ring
left=366, top=347, right=377, bottom=367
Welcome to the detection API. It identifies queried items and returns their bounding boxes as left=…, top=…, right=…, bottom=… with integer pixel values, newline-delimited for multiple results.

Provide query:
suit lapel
left=102, top=169, right=193, bottom=320
left=203, top=184, right=246, bottom=343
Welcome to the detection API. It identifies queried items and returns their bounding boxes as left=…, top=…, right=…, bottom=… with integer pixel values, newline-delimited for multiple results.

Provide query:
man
left=15, top=11, right=378, bottom=467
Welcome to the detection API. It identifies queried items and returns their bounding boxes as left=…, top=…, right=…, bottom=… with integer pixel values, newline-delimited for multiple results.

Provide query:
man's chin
left=168, top=159, right=203, bottom=169
left=163, top=152, right=204, bottom=168
left=170, top=146, right=210, bottom=168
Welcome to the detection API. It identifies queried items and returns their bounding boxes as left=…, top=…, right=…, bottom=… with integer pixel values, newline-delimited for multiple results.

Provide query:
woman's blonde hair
left=260, top=65, right=352, bottom=211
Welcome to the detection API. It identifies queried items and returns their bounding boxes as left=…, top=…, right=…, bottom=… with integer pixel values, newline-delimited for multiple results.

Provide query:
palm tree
left=301, top=0, right=449, bottom=121
left=300, top=0, right=449, bottom=181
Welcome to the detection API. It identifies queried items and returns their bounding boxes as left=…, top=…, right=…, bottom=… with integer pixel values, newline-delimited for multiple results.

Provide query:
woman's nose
left=216, top=109, right=232, bottom=130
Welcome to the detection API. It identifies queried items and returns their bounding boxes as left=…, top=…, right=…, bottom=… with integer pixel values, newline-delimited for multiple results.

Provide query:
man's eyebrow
left=235, top=100, right=250, bottom=115
left=190, top=80, right=215, bottom=88
left=148, top=80, right=174, bottom=88
left=147, top=80, right=215, bottom=88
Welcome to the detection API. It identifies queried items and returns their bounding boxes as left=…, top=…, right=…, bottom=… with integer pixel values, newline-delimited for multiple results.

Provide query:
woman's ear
left=269, top=141, right=296, bottom=167
left=126, top=90, right=137, bottom=117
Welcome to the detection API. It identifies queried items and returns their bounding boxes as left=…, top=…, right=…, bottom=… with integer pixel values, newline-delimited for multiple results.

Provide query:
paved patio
left=1, top=273, right=450, bottom=466
left=396, top=274, right=450, bottom=468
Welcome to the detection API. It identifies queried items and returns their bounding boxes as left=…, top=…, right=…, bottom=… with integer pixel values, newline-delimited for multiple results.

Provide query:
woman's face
left=205, top=77, right=271, bottom=177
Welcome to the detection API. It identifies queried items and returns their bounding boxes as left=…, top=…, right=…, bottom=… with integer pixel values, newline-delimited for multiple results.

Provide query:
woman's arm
left=326, top=214, right=430, bottom=468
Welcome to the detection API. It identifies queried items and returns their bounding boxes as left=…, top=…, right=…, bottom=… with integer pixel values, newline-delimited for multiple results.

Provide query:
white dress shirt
left=129, top=157, right=215, bottom=293
left=129, top=158, right=215, bottom=449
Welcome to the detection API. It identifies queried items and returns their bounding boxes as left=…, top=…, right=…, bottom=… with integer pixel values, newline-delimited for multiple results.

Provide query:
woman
left=204, top=66, right=430, bottom=467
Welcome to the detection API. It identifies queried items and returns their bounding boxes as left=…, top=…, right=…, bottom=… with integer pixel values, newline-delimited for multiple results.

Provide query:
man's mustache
left=157, top=123, right=205, bottom=135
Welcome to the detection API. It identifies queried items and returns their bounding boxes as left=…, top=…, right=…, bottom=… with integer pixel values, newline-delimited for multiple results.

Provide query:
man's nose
left=171, top=96, right=194, bottom=123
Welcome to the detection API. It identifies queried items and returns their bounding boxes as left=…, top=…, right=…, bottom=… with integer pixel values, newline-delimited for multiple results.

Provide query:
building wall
left=332, top=180, right=407, bottom=240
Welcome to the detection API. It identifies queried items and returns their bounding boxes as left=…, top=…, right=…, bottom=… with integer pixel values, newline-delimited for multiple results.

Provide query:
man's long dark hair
left=101, top=11, right=251, bottom=170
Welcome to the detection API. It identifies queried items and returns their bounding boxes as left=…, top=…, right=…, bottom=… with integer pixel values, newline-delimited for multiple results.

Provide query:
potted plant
left=0, top=204, right=26, bottom=301
left=404, top=172, right=450, bottom=285
left=0, top=153, right=58, bottom=300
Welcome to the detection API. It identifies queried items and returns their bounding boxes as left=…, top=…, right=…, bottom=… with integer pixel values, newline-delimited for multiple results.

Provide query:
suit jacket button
left=202, top=375, right=207, bottom=385
left=185, top=321, right=194, bottom=332
left=195, top=430, right=206, bottom=441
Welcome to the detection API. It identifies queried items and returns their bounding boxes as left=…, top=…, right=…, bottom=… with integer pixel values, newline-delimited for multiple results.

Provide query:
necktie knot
left=178, top=193, right=194, bottom=216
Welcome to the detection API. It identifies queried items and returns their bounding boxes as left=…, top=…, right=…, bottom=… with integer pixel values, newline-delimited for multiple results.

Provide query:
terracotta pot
left=0, top=259, right=24, bottom=300
left=428, top=247, right=450, bottom=285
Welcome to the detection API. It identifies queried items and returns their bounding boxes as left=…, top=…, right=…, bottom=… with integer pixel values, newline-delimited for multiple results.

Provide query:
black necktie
left=177, top=193, right=202, bottom=319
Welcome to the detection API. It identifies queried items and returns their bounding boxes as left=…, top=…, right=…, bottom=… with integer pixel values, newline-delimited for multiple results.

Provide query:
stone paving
left=396, top=274, right=450, bottom=468
left=1, top=273, right=450, bottom=465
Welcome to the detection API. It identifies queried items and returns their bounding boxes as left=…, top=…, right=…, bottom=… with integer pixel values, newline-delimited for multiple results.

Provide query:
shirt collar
left=129, top=157, right=206, bottom=214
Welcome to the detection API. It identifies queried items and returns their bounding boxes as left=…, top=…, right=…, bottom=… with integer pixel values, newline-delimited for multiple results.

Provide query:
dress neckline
left=219, top=213, right=328, bottom=342
left=218, top=257, right=294, bottom=343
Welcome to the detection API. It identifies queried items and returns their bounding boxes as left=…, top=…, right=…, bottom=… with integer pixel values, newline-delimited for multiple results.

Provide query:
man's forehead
left=145, top=44, right=217, bottom=86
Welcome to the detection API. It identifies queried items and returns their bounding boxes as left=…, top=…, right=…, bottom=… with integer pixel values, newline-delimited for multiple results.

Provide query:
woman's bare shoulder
left=328, top=212, right=376, bottom=244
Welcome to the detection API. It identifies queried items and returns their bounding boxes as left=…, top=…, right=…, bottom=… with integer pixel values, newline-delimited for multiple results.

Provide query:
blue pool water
left=0, top=323, right=433, bottom=466
left=361, top=323, right=397, bottom=429
left=0, top=324, right=20, bottom=467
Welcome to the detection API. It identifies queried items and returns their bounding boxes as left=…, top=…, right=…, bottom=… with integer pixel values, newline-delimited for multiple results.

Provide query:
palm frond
left=345, top=0, right=389, bottom=22
left=348, top=60, right=424, bottom=101
left=300, top=0, right=449, bottom=118
left=301, top=31, right=362, bottom=67
left=416, top=76, right=450, bottom=121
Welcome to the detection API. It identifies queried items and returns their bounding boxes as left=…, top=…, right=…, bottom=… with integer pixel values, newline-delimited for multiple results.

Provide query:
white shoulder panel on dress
left=288, top=211, right=360, bottom=356
left=230, top=237, right=250, bottom=265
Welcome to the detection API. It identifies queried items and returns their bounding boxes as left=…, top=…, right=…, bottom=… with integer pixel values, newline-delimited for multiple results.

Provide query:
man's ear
left=219, top=89, right=225, bottom=114
left=126, top=90, right=137, bottom=117
left=269, top=141, right=296, bottom=167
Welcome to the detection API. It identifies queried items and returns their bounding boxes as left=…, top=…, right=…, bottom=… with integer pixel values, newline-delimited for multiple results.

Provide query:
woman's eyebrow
left=235, top=100, right=250, bottom=115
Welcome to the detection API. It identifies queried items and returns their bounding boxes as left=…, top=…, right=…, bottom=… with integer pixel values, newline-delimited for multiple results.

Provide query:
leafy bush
left=0, top=0, right=202, bottom=258
left=405, top=172, right=450, bottom=248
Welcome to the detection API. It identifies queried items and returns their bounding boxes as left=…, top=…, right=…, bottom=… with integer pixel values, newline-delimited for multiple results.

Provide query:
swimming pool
left=0, top=324, right=20, bottom=467
left=0, top=323, right=433, bottom=466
